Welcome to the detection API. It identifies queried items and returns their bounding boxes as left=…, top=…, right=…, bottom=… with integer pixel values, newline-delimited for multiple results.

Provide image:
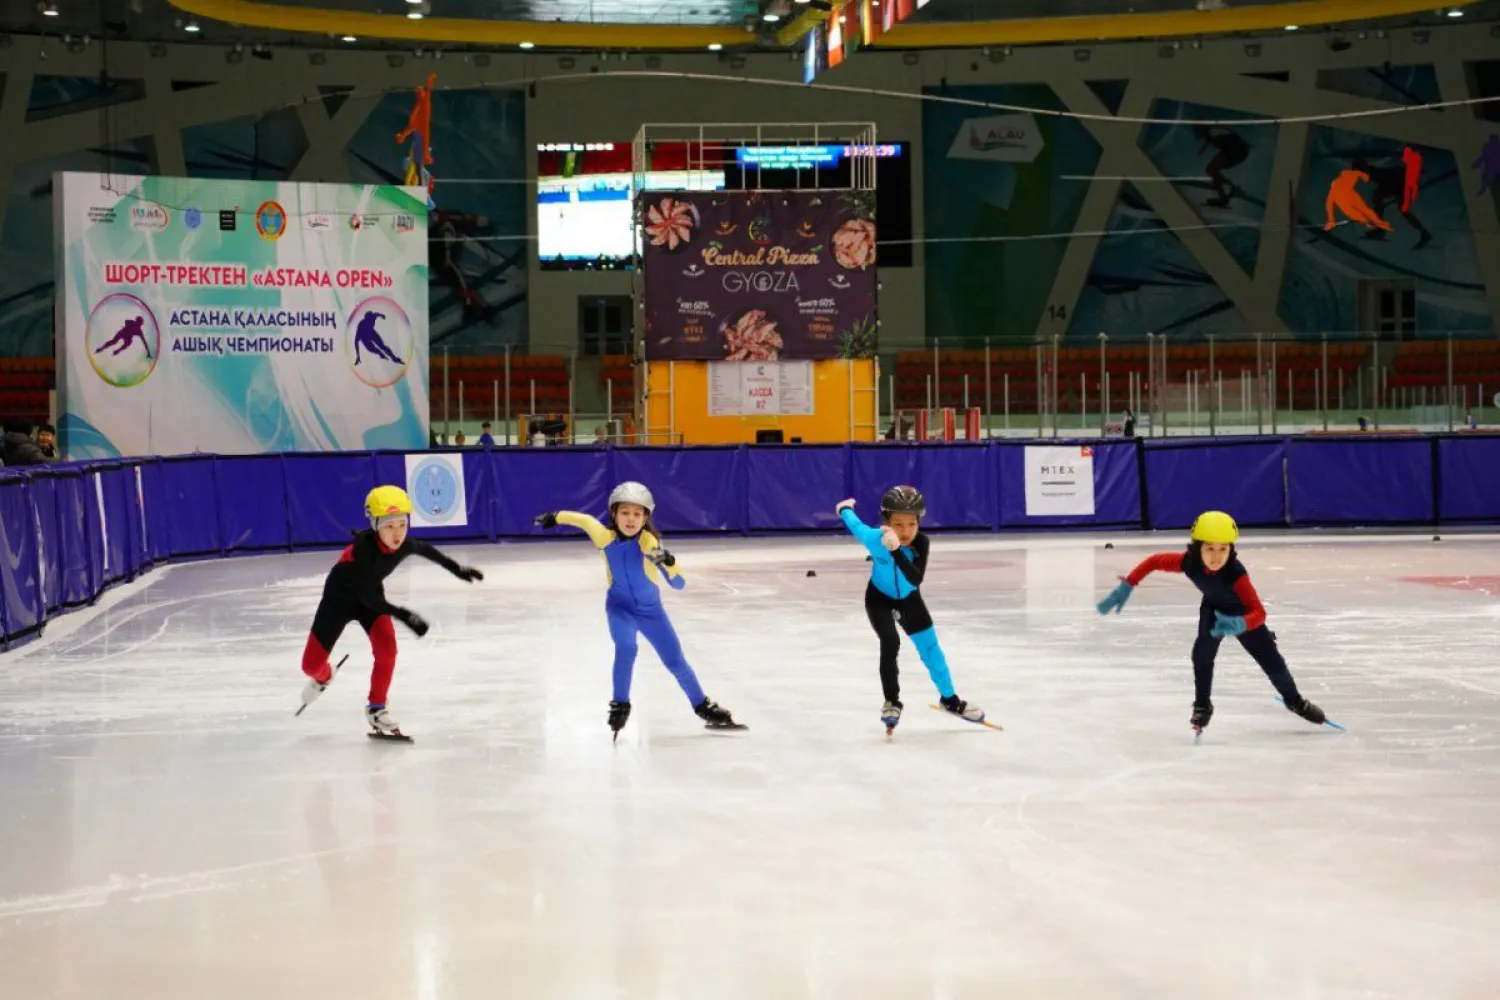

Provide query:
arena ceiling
left=0, top=0, right=1494, bottom=50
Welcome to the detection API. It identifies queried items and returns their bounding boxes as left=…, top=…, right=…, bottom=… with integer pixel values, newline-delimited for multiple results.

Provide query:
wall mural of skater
left=1194, top=124, right=1251, bottom=208
left=1475, top=134, right=1500, bottom=197
left=1324, top=166, right=1393, bottom=233
left=1350, top=146, right=1432, bottom=249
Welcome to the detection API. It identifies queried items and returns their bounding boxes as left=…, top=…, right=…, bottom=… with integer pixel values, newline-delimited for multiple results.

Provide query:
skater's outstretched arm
left=639, top=533, right=686, bottom=590
left=549, top=510, right=617, bottom=548
left=407, top=539, right=483, bottom=582
left=889, top=532, right=929, bottom=587
left=1097, top=551, right=1184, bottom=614
left=836, top=501, right=892, bottom=563
left=1125, top=551, right=1185, bottom=585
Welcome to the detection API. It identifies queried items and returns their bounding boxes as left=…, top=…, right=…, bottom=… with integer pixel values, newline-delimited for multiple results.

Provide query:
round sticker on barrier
left=409, top=456, right=462, bottom=526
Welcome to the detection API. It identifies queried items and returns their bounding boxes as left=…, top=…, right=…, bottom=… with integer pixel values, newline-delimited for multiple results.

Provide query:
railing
left=889, top=332, right=1500, bottom=438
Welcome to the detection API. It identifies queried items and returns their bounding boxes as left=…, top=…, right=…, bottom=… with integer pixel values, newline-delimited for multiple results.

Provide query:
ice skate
left=927, top=696, right=1002, bottom=730
left=1286, top=697, right=1326, bottom=726
left=294, top=654, right=346, bottom=717
left=940, top=694, right=985, bottom=724
left=694, top=699, right=746, bottom=731
left=366, top=704, right=412, bottom=742
left=1191, top=700, right=1214, bottom=741
left=608, top=700, right=631, bottom=742
left=881, top=700, right=903, bottom=738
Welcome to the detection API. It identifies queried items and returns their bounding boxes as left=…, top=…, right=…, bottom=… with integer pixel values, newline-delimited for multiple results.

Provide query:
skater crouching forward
left=534, top=481, right=741, bottom=739
left=1095, top=510, right=1329, bottom=734
left=837, top=487, right=985, bottom=734
left=297, top=486, right=484, bottom=738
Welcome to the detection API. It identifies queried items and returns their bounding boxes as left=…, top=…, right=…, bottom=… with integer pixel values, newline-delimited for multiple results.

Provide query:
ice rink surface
left=2, top=531, right=1498, bottom=999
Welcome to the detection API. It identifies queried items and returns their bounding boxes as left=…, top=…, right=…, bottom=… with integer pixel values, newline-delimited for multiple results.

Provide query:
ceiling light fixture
left=1447, top=7, right=1464, bottom=16
left=519, top=41, right=535, bottom=49
left=763, top=12, right=781, bottom=21
left=184, top=19, right=200, bottom=32
left=407, top=10, right=423, bottom=18
left=342, top=34, right=355, bottom=42
left=1284, top=24, right=1299, bottom=30
left=41, top=2, right=59, bottom=15
left=708, top=42, right=723, bottom=50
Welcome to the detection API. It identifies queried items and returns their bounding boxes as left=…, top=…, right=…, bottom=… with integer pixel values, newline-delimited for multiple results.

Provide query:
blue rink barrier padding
left=1144, top=439, right=1289, bottom=530
left=3, top=435, right=1499, bottom=647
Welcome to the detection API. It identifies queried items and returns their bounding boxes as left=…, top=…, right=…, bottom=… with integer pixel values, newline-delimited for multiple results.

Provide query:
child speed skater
left=1096, top=510, right=1331, bottom=735
left=533, top=481, right=741, bottom=739
left=297, top=485, right=484, bottom=739
left=837, top=486, right=986, bottom=735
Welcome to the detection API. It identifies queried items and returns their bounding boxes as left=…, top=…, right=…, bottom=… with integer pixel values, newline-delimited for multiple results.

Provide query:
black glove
left=398, top=609, right=430, bottom=637
left=648, top=548, right=676, bottom=568
left=458, top=566, right=484, bottom=583
left=534, top=511, right=558, bottom=529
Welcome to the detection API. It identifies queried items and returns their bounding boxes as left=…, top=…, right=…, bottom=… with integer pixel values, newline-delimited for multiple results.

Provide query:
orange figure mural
left=1401, top=146, right=1422, bottom=213
left=396, top=74, right=437, bottom=206
left=1324, top=168, right=1391, bottom=232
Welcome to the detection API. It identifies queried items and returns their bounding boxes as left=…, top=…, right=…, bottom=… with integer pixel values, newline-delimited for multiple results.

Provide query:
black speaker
left=755, top=429, right=785, bottom=444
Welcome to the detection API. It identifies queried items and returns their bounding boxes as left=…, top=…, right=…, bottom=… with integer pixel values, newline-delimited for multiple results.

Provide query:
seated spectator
left=36, top=423, right=57, bottom=459
left=2, top=419, right=52, bottom=465
left=478, top=421, right=496, bottom=446
left=594, top=425, right=609, bottom=445
left=454, top=431, right=467, bottom=447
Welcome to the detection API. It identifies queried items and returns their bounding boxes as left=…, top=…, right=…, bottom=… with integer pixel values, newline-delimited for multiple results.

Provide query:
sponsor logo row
left=89, top=202, right=418, bottom=240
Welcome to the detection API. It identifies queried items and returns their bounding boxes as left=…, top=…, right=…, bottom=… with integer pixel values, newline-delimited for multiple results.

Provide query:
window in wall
left=579, top=296, right=630, bottom=356
left=1360, top=278, right=1416, bottom=341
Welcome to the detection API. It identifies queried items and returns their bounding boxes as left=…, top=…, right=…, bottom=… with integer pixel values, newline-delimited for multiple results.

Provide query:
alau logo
left=306, top=213, right=333, bottom=231
left=947, top=114, right=1045, bottom=164
left=969, top=123, right=1028, bottom=152
left=130, top=203, right=169, bottom=231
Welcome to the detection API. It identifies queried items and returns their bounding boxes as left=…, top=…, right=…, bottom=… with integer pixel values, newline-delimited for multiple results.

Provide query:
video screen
left=537, top=143, right=726, bottom=270
left=536, top=141, right=912, bottom=270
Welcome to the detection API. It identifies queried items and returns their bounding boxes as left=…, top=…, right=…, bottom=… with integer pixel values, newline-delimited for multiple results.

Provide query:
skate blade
left=928, top=704, right=1003, bottom=731
left=367, top=731, right=414, bottom=743
left=293, top=655, right=348, bottom=717
left=703, top=722, right=748, bottom=731
left=1275, top=696, right=1344, bottom=732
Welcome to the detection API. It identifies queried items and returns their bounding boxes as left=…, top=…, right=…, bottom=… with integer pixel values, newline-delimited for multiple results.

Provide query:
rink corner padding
left=0, top=435, right=1489, bottom=647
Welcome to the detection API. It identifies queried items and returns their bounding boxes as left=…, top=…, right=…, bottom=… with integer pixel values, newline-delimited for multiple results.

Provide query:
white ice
left=2, top=532, right=1499, bottom=1000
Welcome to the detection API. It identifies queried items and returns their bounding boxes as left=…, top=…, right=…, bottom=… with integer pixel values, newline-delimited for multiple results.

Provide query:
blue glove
left=1096, top=580, right=1134, bottom=615
left=1209, top=612, right=1247, bottom=638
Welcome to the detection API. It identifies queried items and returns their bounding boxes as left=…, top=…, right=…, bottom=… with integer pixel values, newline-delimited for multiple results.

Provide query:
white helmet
left=608, top=481, right=655, bottom=512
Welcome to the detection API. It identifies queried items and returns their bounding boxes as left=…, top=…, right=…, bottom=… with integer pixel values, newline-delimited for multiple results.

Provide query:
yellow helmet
left=1190, top=510, right=1239, bottom=544
left=365, top=485, right=413, bottom=525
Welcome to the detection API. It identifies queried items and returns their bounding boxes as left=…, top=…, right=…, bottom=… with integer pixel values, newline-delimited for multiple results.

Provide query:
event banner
left=639, top=189, right=877, bottom=362
left=55, top=172, right=430, bottom=458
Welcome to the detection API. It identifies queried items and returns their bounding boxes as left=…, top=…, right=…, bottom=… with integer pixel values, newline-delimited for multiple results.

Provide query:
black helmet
left=880, top=485, right=926, bottom=518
